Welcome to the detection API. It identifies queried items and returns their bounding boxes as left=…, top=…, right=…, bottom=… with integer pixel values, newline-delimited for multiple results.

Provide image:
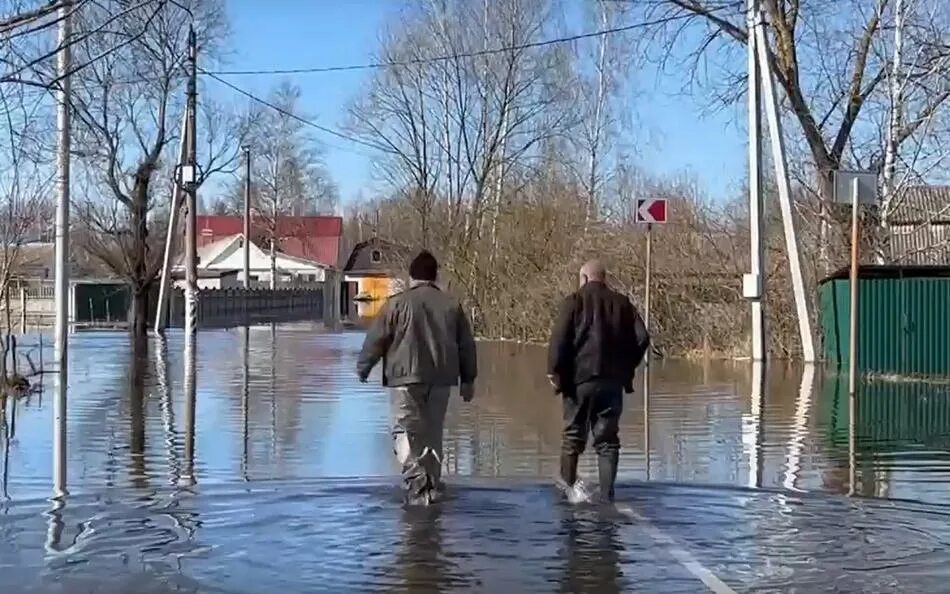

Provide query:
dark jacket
left=547, top=281, right=650, bottom=393
left=357, top=281, right=478, bottom=388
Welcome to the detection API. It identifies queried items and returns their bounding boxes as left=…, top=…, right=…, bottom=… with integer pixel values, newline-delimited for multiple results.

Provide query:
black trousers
left=561, top=380, right=623, bottom=457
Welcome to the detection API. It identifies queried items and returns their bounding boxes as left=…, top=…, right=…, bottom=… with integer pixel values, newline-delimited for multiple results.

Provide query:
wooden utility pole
left=243, top=146, right=251, bottom=289
left=183, top=26, right=199, bottom=337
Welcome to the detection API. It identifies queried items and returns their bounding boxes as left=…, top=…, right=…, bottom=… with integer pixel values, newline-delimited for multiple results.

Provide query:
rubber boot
left=597, top=451, right=619, bottom=503
left=560, top=452, right=579, bottom=486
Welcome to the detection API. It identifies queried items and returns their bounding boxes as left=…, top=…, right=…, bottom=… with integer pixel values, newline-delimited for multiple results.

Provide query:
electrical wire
left=205, top=8, right=737, bottom=77
left=201, top=69, right=390, bottom=155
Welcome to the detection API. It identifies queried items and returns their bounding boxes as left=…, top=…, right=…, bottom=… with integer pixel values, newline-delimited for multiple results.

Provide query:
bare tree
left=0, top=81, right=52, bottom=377
left=349, top=0, right=573, bottom=326
left=70, top=0, right=237, bottom=336
left=213, top=82, right=338, bottom=288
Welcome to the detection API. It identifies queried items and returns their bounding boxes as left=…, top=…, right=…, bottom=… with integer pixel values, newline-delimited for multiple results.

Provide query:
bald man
left=547, top=260, right=650, bottom=503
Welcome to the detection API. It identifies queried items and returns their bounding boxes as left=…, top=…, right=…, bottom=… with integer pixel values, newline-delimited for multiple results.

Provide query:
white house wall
left=202, top=236, right=327, bottom=282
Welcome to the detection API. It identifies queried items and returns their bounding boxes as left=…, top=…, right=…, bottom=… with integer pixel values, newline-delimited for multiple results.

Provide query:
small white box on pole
left=743, top=273, right=762, bottom=299
left=179, top=164, right=196, bottom=185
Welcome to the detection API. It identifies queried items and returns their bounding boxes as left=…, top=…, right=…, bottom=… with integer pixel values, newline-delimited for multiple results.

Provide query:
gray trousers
left=389, top=384, right=450, bottom=502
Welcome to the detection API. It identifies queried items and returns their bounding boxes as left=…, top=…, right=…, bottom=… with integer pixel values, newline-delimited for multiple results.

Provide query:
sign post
left=635, top=198, right=668, bottom=480
left=832, top=169, right=878, bottom=495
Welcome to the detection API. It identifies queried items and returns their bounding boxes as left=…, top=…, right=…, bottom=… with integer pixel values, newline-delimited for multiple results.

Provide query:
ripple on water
left=3, top=328, right=950, bottom=590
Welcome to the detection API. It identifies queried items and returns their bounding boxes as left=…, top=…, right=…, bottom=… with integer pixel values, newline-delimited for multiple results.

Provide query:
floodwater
left=2, top=325, right=950, bottom=592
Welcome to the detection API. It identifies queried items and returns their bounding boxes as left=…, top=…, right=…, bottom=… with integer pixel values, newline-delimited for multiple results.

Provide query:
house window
left=370, top=249, right=382, bottom=263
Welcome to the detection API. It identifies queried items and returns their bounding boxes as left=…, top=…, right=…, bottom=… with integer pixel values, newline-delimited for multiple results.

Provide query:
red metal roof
left=196, top=215, right=343, bottom=267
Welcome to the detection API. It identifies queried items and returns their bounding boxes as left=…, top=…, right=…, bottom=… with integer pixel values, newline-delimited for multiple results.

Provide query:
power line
left=205, top=9, right=734, bottom=77
left=200, top=69, right=390, bottom=155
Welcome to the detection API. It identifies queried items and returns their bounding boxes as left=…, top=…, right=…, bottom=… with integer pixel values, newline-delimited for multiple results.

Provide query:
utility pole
left=746, top=0, right=766, bottom=362
left=180, top=24, right=199, bottom=488
left=754, top=11, right=816, bottom=363
left=243, top=146, right=251, bottom=288
left=183, top=26, right=199, bottom=338
left=53, top=0, right=72, bottom=498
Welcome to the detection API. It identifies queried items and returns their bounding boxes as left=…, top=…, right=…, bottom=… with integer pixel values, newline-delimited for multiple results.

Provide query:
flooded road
left=2, top=325, right=950, bottom=592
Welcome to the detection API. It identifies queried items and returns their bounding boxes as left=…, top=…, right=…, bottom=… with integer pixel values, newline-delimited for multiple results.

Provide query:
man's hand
left=460, top=383, right=475, bottom=402
left=624, top=382, right=634, bottom=395
left=358, top=373, right=368, bottom=384
left=547, top=374, right=562, bottom=394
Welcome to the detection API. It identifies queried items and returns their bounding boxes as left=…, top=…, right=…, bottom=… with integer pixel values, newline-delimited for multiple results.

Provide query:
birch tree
left=215, top=82, right=338, bottom=288
left=634, top=0, right=950, bottom=268
left=348, top=0, right=571, bottom=323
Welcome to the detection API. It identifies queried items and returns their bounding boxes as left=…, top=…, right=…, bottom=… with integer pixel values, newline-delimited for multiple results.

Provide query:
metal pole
left=643, top=222, right=652, bottom=480
left=53, top=0, right=72, bottom=498
left=848, top=177, right=860, bottom=397
left=183, top=26, right=199, bottom=338
left=747, top=0, right=765, bottom=362
left=755, top=16, right=816, bottom=363
left=243, top=146, right=251, bottom=289
left=154, top=111, right=189, bottom=333
left=19, top=287, right=26, bottom=334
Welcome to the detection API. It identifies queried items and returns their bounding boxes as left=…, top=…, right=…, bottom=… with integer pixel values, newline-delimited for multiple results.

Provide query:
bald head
left=579, top=259, right=606, bottom=287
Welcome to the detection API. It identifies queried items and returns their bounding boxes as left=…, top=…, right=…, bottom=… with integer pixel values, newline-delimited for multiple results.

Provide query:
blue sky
left=209, top=0, right=747, bottom=207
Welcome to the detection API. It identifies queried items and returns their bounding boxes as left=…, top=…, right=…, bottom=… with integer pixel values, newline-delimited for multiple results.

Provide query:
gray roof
left=890, top=186, right=950, bottom=224
left=889, top=224, right=950, bottom=265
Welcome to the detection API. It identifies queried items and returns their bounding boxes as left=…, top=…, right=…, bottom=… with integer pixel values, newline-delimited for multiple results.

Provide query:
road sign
left=832, top=170, right=879, bottom=205
left=635, top=198, right=668, bottom=224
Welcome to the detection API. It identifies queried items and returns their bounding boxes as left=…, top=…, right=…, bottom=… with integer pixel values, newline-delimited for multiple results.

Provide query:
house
left=341, top=237, right=408, bottom=320
left=195, top=215, right=343, bottom=269
left=170, top=268, right=242, bottom=290
left=173, top=233, right=328, bottom=287
left=4, top=240, right=129, bottom=327
left=888, top=186, right=950, bottom=265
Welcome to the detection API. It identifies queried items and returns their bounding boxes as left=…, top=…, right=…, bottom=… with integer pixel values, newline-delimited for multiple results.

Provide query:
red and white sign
left=635, top=198, right=668, bottom=224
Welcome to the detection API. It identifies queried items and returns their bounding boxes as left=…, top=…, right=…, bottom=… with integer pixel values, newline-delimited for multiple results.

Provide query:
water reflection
left=181, top=332, right=197, bottom=487
left=782, top=364, right=816, bottom=492
left=1, top=329, right=950, bottom=590
left=241, top=325, right=249, bottom=480
left=153, top=334, right=181, bottom=486
left=396, top=506, right=454, bottom=592
left=128, top=335, right=148, bottom=490
left=560, top=510, right=624, bottom=593
left=742, top=361, right=765, bottom=489
left=52, top=364, right=66, bottom=497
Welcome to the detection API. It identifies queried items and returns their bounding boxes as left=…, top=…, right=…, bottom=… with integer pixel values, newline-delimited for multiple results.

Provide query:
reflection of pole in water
left=643, top=375, right=650, bottom=481
left=44, top=495, right=66, bottom=555
left=241, top=325, right=250, bottom=480
left=53, top=366, right=68, bottom=497
left=2, top=403, right=9, bottom=500
left=270, top=323, right=276, bottom=459
left=153, top=334, right=181, bottom=486
left=743, top=361, right=765, bottom=489
left=181, top=334, right=197, bottom=487
left=782, top=364, right=815, bottom=491
left=848, top=377, right=857, bottom=496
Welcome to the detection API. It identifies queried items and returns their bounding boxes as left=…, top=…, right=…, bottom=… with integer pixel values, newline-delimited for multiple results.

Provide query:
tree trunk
left=130, top=173, right=150, bottom=337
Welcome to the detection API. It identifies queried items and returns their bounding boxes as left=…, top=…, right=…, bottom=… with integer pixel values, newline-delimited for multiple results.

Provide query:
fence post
left=19, top=287, right=26, bottom=334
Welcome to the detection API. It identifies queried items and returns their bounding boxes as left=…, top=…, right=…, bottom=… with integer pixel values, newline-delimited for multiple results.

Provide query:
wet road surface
left=2, top=325, right=950, bottom=592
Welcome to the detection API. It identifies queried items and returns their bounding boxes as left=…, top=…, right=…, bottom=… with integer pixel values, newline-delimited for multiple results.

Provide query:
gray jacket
left=357, top=281, right=477, bottom=388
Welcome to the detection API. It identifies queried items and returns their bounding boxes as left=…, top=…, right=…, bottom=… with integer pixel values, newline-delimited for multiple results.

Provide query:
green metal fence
left=74, top=282, right=130, bottom=324
left=819, top=266, right=950, bottom=376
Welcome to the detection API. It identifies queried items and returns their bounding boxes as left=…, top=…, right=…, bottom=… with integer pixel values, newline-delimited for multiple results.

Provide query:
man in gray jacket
left=357, top=250, right=478, bottom=505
